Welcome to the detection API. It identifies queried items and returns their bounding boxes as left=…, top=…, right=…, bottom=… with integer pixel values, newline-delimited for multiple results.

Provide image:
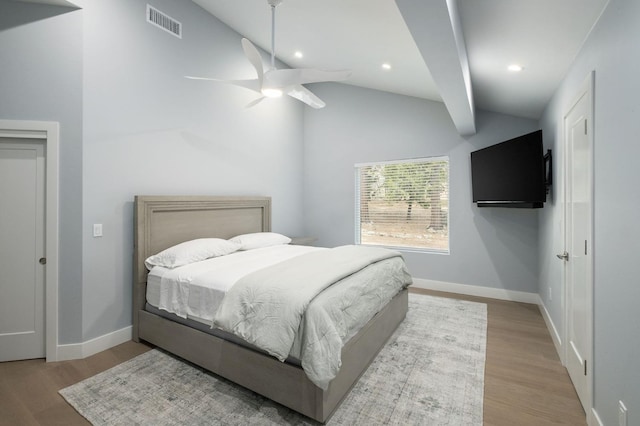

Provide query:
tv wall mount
left=544, top=149, right=552, bottom=194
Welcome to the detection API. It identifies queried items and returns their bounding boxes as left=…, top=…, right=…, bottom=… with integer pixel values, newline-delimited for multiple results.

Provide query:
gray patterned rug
left=60, top=294, right=486, bottom=425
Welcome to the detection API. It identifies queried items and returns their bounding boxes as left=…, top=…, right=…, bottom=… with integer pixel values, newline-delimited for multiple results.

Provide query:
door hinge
left=584, top=359, right=587, bottom=376
left=584, top=119, right=587, bottom=135
left=585, top=240, right=587, bottom=255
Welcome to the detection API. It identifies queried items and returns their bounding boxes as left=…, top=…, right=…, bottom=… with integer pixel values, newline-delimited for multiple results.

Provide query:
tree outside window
left=356, top=157, right=449, bottom=252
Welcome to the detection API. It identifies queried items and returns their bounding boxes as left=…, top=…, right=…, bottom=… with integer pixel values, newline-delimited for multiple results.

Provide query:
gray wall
left=302, top=84, right=541, bottom=293
left=539, top=0, right=640, bottom=424
left=80, top=0, right=306, bottom=341
left=0, top=1, right=84, bottom=344
left=1, top=0, right=306, bottom=345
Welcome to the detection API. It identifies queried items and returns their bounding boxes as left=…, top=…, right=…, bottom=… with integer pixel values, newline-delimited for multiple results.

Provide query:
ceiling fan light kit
left=186, top=0, right=350, bottom=108
left=262, top=88, right=283, bottom=98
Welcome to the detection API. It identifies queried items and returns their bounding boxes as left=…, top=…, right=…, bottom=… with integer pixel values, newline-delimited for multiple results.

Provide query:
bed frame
left=132, top=195, right=408, bottom=423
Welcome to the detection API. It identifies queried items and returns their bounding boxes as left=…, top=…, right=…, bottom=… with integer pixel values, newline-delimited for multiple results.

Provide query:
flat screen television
left=471, top=130, right=548, bottom=208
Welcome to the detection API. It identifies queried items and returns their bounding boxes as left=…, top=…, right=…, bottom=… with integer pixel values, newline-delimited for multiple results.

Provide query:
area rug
left=60, top=294, right=487, bottom=425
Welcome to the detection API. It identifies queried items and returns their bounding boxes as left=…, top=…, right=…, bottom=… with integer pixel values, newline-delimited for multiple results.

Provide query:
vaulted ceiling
left=194, top=0, right=610, bottom=134
left=16, top=0, right=610, bottom=134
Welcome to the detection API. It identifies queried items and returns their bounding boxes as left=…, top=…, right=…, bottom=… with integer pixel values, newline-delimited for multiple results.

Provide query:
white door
left=0, top=139, right=46, bottom=362
left=561, top=76, right=593, bottom=413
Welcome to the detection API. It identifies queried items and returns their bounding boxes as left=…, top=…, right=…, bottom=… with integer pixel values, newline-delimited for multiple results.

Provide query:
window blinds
left=355, top=157, right=449, bottom=252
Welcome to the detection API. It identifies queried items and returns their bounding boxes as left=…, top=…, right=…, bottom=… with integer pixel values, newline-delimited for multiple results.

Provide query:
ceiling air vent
left=146, top=4, right=181, bottom=39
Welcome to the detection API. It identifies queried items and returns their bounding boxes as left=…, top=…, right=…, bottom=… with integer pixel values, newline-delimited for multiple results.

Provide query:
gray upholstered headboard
left=132, top=196, right=271, bottom=339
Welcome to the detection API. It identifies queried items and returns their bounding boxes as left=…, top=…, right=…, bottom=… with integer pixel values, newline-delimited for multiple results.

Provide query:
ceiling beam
left=13, top=0, right=81, bottom=7
left=396, top=0, right=476, bottom=135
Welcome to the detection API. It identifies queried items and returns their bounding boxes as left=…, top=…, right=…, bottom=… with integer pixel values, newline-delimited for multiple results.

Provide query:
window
left=355, top=157, right=449, bottom=252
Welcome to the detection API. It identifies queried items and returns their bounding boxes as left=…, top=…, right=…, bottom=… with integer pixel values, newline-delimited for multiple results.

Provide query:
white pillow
left=229, top=232, right=291, bottom=250
left=144, top=238, right=241, bottom=270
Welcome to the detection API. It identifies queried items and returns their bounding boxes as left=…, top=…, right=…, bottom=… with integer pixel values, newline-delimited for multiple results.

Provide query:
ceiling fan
left=186, top=0, right=351, bottom=108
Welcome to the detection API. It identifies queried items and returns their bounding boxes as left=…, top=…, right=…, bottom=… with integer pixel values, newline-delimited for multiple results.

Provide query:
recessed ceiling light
left=294, top=51, right=303, bottom=59
left=508, top=64, right=523, bottom=72
left=382, top=63, right=392, bottom=70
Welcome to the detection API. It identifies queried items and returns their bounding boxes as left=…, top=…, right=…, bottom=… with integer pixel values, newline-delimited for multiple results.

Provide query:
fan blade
left=185, top=76, right=261, bottom=93
left=241, top=38, right=264, bottom=87
left=286, top=85, right=326, bottom=109
left=265, top=68, right=351, bottom=88
left=245, top=96, right=266, bottom=109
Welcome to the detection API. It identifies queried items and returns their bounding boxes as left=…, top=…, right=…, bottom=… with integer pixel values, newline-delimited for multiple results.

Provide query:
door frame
left=0, top=120, right=59, bottom=362
left=561, top=71, right=594, bottom=420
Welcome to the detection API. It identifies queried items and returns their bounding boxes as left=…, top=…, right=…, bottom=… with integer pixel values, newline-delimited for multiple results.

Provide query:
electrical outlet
left=93, top=224, right=103, bottom=238
left=618, top=401, right=627, bottom=426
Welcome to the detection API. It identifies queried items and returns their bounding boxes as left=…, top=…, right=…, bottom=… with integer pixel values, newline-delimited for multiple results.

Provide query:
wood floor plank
left=0, top=290, right=586, bottom=425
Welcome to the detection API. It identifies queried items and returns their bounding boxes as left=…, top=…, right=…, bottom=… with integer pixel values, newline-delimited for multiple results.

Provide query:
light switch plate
left=93, top=224, right=103, bottom=237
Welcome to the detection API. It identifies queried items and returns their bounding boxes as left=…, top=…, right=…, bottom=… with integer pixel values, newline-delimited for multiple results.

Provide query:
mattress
left=146, top=244, right=322, bottom=325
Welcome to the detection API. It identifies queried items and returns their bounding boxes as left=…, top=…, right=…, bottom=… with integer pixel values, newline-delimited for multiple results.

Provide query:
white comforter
left=213, top=245, right=411, bottom=389
left=149, top=244, right=412, bottom=389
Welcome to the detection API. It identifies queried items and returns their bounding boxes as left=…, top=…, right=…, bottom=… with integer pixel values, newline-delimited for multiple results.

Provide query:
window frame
left=355, top=156, right=450, bottom=254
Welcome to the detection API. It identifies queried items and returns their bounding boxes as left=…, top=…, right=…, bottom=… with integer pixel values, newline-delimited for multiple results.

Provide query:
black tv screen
left=471, top=130, right=546, bottom=208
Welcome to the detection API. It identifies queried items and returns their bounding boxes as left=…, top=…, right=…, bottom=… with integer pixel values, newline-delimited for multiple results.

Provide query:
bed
left=132, top=195, right=410, bottom=423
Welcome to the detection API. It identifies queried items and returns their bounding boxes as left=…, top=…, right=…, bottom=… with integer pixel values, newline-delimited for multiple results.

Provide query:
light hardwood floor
left=0, top=288, right=586, bottom=425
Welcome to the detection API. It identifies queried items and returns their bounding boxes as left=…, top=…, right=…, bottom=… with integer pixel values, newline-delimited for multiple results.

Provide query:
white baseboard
left=411, top=278, right=539, bottom=304
left=56, top=326, right=132, bottom=361
left=537, top=296, right=564, bottom=363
